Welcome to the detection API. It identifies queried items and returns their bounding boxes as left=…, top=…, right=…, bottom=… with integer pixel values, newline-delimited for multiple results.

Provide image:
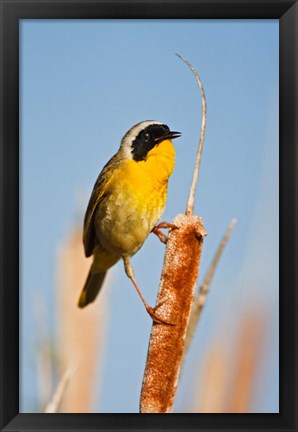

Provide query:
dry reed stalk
left=191, top=312, right=266, bottom=413
left=56, top=226, right=108, bottom=412
left=140, top=55, right=207, bottom=413
left=184, top=219, right=237, bottom=355
left=44, top=362, right=77, bottom=413
left=194, top=341, right=230, bottom=413
left=225, top=312, right=266, bottom=413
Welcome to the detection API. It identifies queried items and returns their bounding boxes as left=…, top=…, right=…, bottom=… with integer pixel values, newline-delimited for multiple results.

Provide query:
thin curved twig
left=176, top=53, right=207, bottom=216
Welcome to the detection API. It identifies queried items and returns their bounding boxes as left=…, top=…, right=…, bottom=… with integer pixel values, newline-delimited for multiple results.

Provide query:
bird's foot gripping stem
left=151, top=222, right=179, bottom=244
left=145, top=301, right=175, bottom=326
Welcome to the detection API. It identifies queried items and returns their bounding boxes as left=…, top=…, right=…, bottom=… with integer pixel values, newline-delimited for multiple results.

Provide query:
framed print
left=0, top=1, right=297, bottom=431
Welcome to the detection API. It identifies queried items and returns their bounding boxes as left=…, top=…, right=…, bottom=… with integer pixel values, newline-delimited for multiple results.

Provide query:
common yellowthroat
left=78, top=120, right=181, bottom=323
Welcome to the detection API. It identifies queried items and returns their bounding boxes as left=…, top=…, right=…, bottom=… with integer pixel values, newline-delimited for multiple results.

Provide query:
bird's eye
left=142, top=132, right=150, bottom=142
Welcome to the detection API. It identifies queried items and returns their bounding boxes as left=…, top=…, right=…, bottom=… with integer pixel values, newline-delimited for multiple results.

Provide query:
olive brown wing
left=83, top=154, right=120, bottom=257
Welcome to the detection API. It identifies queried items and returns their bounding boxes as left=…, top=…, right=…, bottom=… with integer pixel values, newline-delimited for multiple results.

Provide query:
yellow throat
left=130, top=138, right=176, bottom=186
left=117, top=138, right=176, bottom=216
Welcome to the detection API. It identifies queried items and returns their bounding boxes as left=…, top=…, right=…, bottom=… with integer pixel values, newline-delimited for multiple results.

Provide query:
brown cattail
left=140, top=214, right=207, bottom=413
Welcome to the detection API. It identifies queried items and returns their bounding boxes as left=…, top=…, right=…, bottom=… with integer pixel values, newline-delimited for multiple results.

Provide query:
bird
left=78, top=120, right=181, bottom=324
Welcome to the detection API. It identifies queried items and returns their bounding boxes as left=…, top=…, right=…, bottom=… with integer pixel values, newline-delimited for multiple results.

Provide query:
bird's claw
left=146, top=302, right=175, bottom=326
left=151, top=222, right=179, bottom=244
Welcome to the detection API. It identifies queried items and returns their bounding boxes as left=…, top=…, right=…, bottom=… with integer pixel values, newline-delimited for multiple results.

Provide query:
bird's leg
left=151, top=222, right=179, bottom=244
left=123, top=256, right=174, bottom=326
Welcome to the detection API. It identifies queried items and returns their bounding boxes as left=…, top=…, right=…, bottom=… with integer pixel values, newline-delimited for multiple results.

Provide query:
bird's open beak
left=154, top=131, right=182, bottom=144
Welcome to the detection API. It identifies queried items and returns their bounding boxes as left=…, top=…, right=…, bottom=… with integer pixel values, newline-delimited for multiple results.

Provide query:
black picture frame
left=0, top=1, right=297, bottom=431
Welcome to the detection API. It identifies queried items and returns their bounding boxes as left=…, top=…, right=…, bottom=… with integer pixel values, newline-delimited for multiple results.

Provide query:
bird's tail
left=78, top=269, right=106, bottom=308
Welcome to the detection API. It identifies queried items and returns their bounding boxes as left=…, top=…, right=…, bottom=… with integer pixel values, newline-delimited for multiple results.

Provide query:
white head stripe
left=120, top=120, right=164, bottom=159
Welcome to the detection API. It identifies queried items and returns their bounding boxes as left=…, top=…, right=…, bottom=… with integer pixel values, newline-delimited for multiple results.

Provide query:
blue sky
left=20, top=20, right=278, bottom=413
